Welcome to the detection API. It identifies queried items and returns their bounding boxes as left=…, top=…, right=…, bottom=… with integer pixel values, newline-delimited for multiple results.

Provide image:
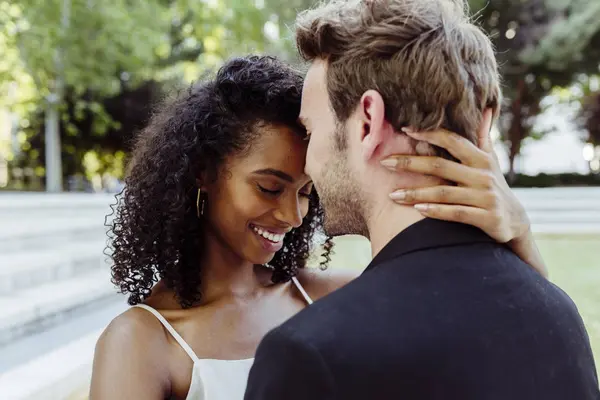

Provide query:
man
left=245, top=0, right=599, bottom=399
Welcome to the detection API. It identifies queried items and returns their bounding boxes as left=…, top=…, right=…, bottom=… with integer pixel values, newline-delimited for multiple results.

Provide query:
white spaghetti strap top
left=291, top=276, right=314, bottom=304
left=132, top=278, right=313, bottom=400
left=134, top=303, right=253, bottom=400
left=134, top=304, right=200, bottom=362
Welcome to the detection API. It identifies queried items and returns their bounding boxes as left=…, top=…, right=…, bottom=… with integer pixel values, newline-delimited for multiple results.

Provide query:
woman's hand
left=381, top=109, right=547, bottom=277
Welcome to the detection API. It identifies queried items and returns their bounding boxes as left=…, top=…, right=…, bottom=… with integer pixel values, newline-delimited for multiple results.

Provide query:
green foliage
left=3, top=0, right=600, bottom=189
left=3, top=0, right=167, bottom=96
left=469, top=0, right=600, bottom=179
left=262, top=0, right=317, bottom=59
left=1, top=0, right=278, bottom=188
left=14, top=80, right=162, bottom=180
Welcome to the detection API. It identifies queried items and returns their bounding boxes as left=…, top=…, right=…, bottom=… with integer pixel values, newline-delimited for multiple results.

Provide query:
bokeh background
left=0, top=0, right=599, bottom=399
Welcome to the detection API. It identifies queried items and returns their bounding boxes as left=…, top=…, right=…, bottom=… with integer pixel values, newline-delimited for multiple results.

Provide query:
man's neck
left=366, top=201, right=425, bottom=258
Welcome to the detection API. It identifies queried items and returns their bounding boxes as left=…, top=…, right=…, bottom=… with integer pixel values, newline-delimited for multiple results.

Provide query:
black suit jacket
left=245, top=219, right=599, bottom=400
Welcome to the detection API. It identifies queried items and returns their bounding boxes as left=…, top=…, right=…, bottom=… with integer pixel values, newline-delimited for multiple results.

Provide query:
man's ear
left=357, top=90, right=391, bottom=161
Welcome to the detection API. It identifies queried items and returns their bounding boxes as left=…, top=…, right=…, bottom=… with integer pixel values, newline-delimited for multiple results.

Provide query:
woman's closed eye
left=257, top=184, right=281, bottom=195
left=257, top=183, right=312, bottom=199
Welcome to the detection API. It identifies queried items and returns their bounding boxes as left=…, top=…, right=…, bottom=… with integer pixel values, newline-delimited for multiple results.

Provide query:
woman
left=90, top=56, right=546, bottom=400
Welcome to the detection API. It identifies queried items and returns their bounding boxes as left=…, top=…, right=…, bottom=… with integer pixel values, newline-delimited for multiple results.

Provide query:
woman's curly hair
left=106, top=55, right=333, bottom=308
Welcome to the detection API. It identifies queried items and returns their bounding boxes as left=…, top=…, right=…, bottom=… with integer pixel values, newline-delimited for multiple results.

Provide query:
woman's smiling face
left=202, top=123, right=313, bottom=265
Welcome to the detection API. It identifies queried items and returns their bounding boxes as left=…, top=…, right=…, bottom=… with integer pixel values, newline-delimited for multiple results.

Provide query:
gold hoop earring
left=196, top=189, right=206, bottom=218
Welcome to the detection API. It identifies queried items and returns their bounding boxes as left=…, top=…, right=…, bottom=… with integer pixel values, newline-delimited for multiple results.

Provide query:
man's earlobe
left=362, top=122, right=381, bottom=161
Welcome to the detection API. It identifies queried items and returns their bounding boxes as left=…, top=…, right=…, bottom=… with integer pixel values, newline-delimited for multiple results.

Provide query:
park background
left=0, top=0, right=599, bottom=398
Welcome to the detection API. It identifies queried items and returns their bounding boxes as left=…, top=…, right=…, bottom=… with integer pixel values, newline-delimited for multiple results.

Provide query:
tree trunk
left=44, top=98, right=63, bottom=192
left=45, top=0, right=71, bottom=192
left=506, top=78, right=526, bottom=185
left=507, top=154, right=517, bottom=184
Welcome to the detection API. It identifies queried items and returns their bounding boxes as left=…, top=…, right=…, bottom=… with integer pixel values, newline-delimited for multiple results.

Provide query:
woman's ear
left=196, top=170, right=209, bottom=191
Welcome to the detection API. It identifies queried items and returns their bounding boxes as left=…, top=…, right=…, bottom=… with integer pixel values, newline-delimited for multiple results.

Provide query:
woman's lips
left=250, top=224, right=287, bottom=252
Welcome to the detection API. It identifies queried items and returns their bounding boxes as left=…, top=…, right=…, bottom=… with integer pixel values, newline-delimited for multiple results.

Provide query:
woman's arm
left=90, top=309, right=170, bottom=400
left=381, top=109, right=548, bottom=277
left=507, top=230, right=547, bottom=277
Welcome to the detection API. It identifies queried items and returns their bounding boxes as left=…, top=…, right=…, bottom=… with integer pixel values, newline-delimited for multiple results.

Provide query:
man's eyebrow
left=253, top=168, right=294, bottom=183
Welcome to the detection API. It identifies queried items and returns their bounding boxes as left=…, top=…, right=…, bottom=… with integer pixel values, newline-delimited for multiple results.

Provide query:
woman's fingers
left=414, top=204, right=486, bottom=225
left=389, top=185, right=496, bottom=208
left=413, top=203, right=510, bottom=242
left=401, top=127, right=490, bottom=169
left=381, top=156, right=494, bottom=188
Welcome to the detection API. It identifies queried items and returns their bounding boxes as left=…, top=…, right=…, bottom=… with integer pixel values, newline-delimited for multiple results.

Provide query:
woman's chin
left=247, top=251, right=276, bottom=266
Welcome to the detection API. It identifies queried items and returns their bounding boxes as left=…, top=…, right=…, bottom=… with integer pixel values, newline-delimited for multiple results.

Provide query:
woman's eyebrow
left=253, top=168, right=294, bottom=183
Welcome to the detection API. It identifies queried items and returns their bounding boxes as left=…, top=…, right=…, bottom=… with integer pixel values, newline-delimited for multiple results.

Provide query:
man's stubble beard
left=317, top=125, right=370, bottom=238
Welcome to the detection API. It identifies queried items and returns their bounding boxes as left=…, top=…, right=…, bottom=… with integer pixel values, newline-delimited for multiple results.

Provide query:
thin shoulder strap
left=133, top=304, right=200, bottom=363
left=291, top=276, right=314, bottom=305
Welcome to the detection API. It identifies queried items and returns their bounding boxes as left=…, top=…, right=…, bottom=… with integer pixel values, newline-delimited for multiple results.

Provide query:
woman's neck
left=198, top=232, right=271, bottom=304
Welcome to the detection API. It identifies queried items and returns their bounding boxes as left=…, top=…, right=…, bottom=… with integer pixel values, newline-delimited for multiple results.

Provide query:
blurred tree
left=470, top=0, right=600, bottom=181
left=6, top=0, right=600, bottom=188
left=18, top=79, right=164, bottom=183
left=581, top=94, right=600, bottom=146
left=577, top=77, right=600, bottom=146
left=266, top=0, right=600, bottom=180
left=1, top=0, right=168, bottom=191
left=262, top=0, right=317, bottom=61
left=1, top=0, right=271, bottom=189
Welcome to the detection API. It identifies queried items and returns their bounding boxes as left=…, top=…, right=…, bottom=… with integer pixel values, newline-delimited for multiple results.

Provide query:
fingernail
left=389, top=190, right=406, bottom=201
left=402, top=129, right=423, bottom=138
left=380, top=158, right=397, bottom=170
left=402, top=127, right=419, bottom=135
left=414, top=204, right=429, bottom=212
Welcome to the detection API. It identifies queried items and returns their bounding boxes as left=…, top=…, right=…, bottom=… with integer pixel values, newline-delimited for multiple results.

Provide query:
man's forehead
left=300, top=61, right=327, bottom=119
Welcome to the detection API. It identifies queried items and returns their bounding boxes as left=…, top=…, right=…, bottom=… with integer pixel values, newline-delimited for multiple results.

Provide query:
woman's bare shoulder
left=296, top=267, right=361, bottom=301
left=98, top=306, right=166, bottom=348
left=91, top=307, right=171, bottom=399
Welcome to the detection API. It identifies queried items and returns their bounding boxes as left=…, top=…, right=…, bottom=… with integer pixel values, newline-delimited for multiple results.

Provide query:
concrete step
left=513, top=188, right=600, bottom=234
left=512, top=187, right=600, bottom=198
left=0, top=242, right=108, bottom=294
left=0, top=269, right=118, bottom=346
left=529, top=224, right=600, bottom=235
left=527, top=210, right=600, bottom=224
left=0, top=193, right=114, bottom=254
left=0, top=193, right=115, bottom=210
left=0, top=217, right=109, bottom=254
left=0, top=298, right=126, bottom=374
left=518, top=199, right=599, bottom=211
left=0, top=298, right=127, bottom=400
left=0, top=329, right=102, bottom=400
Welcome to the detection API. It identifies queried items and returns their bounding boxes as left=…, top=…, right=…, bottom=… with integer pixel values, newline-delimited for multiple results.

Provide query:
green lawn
left=324, top=234, right=600, bottom=365
left=536, top=235, right=600, bottom=364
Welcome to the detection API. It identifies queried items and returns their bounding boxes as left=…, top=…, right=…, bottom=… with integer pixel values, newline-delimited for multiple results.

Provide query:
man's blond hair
left=296, top=0, right=501, bottom=147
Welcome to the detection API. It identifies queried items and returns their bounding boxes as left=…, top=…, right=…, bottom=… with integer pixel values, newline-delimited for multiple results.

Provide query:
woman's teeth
left=252, top=226, right=285, bottom=243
